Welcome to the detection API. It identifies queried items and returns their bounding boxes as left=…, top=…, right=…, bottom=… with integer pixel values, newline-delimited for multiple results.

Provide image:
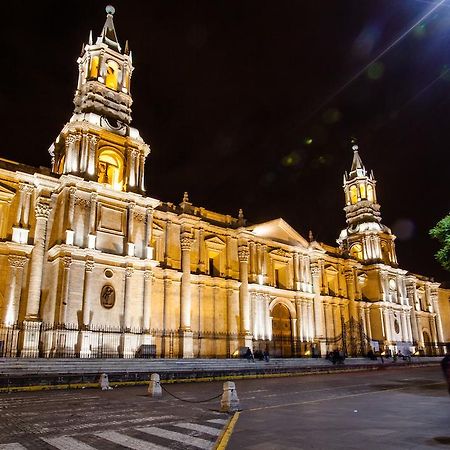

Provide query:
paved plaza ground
left=0, top=365, right=448, bottom=449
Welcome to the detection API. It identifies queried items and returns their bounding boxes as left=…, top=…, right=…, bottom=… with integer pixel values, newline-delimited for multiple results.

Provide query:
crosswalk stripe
left=207, top=418, right=228, bottom=425
left=95, top=431, right=169, bottom=450
left=41, top=436, right=97, bottom=450
left=137, top=426, right=212, bottom=449
left=174, top=422, right=221, bottom=436
left=0, top=445, right=27, bottom=450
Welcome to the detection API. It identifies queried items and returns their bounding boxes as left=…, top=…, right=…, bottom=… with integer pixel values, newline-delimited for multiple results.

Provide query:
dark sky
left=1, top=1, right=449, bottom=282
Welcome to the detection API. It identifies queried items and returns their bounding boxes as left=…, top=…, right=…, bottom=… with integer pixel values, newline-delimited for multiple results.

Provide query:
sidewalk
left=0, top=356, right=442, bottom=391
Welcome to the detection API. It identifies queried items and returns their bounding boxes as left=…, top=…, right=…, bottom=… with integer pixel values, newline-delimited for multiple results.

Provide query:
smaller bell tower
left=337, top=145, right=398, bottom=266
left=49, top=5, right=149, bottom=194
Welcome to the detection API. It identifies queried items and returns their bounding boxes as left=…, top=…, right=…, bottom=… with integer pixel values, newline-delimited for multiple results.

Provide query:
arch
left=105, top=60, right=120, bottom=90
left=271, top=301, right=294, bottom=357
left=349, top=185, right=358, bottom=204
left=350, top=243, right=363, bottom=260
left=269, top=297, right=296, bottom=318
left=97, top=148, right=124, bottom=191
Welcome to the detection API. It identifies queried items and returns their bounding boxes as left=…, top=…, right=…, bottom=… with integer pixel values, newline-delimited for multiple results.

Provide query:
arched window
left=359, top=183, right=366, bottom=199
left=97, top=149, right=124, bottom=191
left=105, top=60, right=119, bottom=90
left=350, top=185, right=358, bottom=204
left=350, top=244, right=363, bottom=260
left=89, top=56, right=99, bottom=79
left=367, top=185, right=374, bottom=202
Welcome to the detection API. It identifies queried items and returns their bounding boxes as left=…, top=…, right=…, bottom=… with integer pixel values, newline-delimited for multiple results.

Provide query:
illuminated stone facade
left=0, top=9, right=448, bottom=358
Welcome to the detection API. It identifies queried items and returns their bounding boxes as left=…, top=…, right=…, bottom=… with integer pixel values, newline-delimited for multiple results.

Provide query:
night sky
left=1, top=1, right=449, bottom=282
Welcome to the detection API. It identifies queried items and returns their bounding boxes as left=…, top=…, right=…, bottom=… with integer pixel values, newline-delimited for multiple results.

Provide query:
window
left=367, top=185, right=374, bottom=202
left=208, top=255, right=220, bottom=277
left=97, top=149, right=124, bottom=191
left=350, top=185, right=358, bottom=204
left=359, top=183, right=366, bottom=199
left=89, top=56, right=99, bottom=78
left=105, top=60, right=119, bottom=90
left=350, top=244, right=363, bottom=260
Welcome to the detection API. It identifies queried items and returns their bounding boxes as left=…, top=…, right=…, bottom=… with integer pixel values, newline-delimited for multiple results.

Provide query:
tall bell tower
left=337, top=145, right=398, bottom=266
left=49, top=5, right=149, bottom=194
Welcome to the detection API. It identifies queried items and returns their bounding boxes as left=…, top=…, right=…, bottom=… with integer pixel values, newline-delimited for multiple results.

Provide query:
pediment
left=249, top=218, right=309, bottom=248
left=0, top=182, right=16, bottom=200
left=205, top=235, right=226, bottom=247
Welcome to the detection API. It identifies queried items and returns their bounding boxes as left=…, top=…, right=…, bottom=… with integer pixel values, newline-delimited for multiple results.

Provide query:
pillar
left=59, top=256, right=72, bottom=325
left=4, top=255, right=27, bottom=325
left=311, top=262, right=325, bottom=345
left=87, top=134, right=99, bottom=179
left=180, top=232, right=194, bottom=358
left=82, top=259, right=94, bottom=328
left=143, top=270, right=153, bottom=331
left=364, top=306, right=372, bottom=340
left=88, top=192, right=97, bottom=249
left=238, top=245, right=252, bottom=347
left=123, top=266, right=134, bottom=329
left=382, top=308, right=391, bottom=342
left=66, top=187, right=76, bottom=245
left=25, top=200, right=51, bottom=320
left=293, top=252, right=300, bottom=291
left=145, top=207, right=154, bottom=259
left=345, top=270, right=357, bottom=321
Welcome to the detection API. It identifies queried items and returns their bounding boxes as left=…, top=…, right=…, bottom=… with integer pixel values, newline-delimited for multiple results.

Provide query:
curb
left=0, top=362, right=439, bottom=393
left=214, top=411, right=240, bottom=450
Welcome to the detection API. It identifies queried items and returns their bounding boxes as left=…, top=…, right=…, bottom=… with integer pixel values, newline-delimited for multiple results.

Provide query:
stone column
left=345, top=270, right=357, bottom=321
left=365, top=306, right=372, bottom=340
left=66, top=187, right=76, bottom=245
left=400, top=310, right=409, bottom=342
left=59, top=256, right=72, bottom=325
left=64, top=134, right=76, bottom=173
left=180, top=232, right=194, bottom=358
left=82, top=259, right=94, bottom=328
left=139, top=153, right=145, bottom=191
left=78, top=259, right=94, bottom=358
left=431, top=295, right=445, bottom=344
left=4, top=255, right=27, bottom=324
left=87, top=135, right=99, bottom=179
left=293, top=252, right=300, bottom=291
left=383, top=308, right=391, bottom=342
left=126, top=203, right=135, bottom=256
left=145, top=207, right=154, bottom=259
left=25, top=200, right=51, bottom=320
left=311, top=263, right=325, bottom=351
left=238, top=245, right=252, bottom=347
left=406, top=312, right=413, bottom=343
left=121, top=266, right=135, bottom=358
left=88, top=192, right=97, bottom=249
left=198, top=228, right=206, bottom=272
left=123, top=266, right=134, bottom=330
left=296, top=299, right=303, bottom=342
left=143, top=270, right=153, bottom=331
left=306, top=301, right=313, bottom=342
left=406, top=283, right=419, bottom=343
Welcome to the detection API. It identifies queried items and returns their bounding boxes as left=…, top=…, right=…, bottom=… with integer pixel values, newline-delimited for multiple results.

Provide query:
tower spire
left=337, top=144, right=397, bottom=266
left=97, top=5, right=121, bottom=52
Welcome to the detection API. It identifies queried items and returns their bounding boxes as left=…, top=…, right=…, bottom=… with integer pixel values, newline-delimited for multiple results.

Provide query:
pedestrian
left=263, top=350, right=270, bottom=362
left=441, top=347, right=450, bottom=395
left=245, top=347, right=255, bottom=362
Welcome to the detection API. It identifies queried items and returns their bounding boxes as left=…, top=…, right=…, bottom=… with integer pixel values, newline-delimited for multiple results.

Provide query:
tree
left=430, top=214, right=450, bottom=272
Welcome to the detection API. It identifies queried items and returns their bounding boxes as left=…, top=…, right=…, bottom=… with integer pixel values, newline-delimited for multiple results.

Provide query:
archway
left=271, top=303, right=293, bottom=357
left=97, top=149, right=124, bottom=191
left=423, top=330, right=433, bottom=356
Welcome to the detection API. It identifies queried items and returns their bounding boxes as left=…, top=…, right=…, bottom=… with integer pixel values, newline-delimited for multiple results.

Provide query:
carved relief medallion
left=100, top=284, right=115, bottom=309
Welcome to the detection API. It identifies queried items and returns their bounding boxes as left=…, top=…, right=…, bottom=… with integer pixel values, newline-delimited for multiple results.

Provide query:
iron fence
left=0, top=321, right=446, bottom=359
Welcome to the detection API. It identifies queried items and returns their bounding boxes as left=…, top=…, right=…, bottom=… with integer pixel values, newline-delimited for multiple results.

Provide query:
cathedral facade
left=0, top=8, right=448, bottom=359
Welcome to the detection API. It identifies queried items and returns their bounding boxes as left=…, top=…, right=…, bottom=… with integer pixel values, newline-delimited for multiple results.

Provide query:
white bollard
left=100, top=373, right=113, bottom=390
left=148, top=373, right=162, bottom=397
left=220, top=381, right=240, bottom=412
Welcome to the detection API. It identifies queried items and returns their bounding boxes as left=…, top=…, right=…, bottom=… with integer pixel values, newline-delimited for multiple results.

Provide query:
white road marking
left=95, top=431, right=169, bottom=450
left=207, top=418, right=228, bottom=425
left=174, top=422, right=221, bottom=436
left=41, top=436, right=97, bottom=450
left=0, top=444, right=27, bottom=449
left=138, top=426, right=212, bottom=449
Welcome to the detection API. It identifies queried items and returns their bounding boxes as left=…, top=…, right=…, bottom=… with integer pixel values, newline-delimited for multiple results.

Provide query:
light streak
left=304, top=0, right=448, bottom=122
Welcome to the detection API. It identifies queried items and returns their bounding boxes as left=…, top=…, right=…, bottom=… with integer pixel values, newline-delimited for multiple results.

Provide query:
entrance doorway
left=423, top=331, right=433, bottom=356
left=271, top=303, right=293, bottom=357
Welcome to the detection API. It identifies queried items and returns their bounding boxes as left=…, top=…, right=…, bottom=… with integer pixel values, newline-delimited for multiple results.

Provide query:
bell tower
left=49, top=5, right=149, bottom=194
left=337, top=145, right=397, bottom=266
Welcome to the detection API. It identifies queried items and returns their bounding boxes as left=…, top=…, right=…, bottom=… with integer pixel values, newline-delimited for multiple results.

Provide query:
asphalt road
left=0, top=366, right=448, bottom=449
left=228, top=366, right=450, bottom=450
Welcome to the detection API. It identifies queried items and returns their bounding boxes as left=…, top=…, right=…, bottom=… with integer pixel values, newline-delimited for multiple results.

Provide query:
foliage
left=430, top=214, right=450, bottom=272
